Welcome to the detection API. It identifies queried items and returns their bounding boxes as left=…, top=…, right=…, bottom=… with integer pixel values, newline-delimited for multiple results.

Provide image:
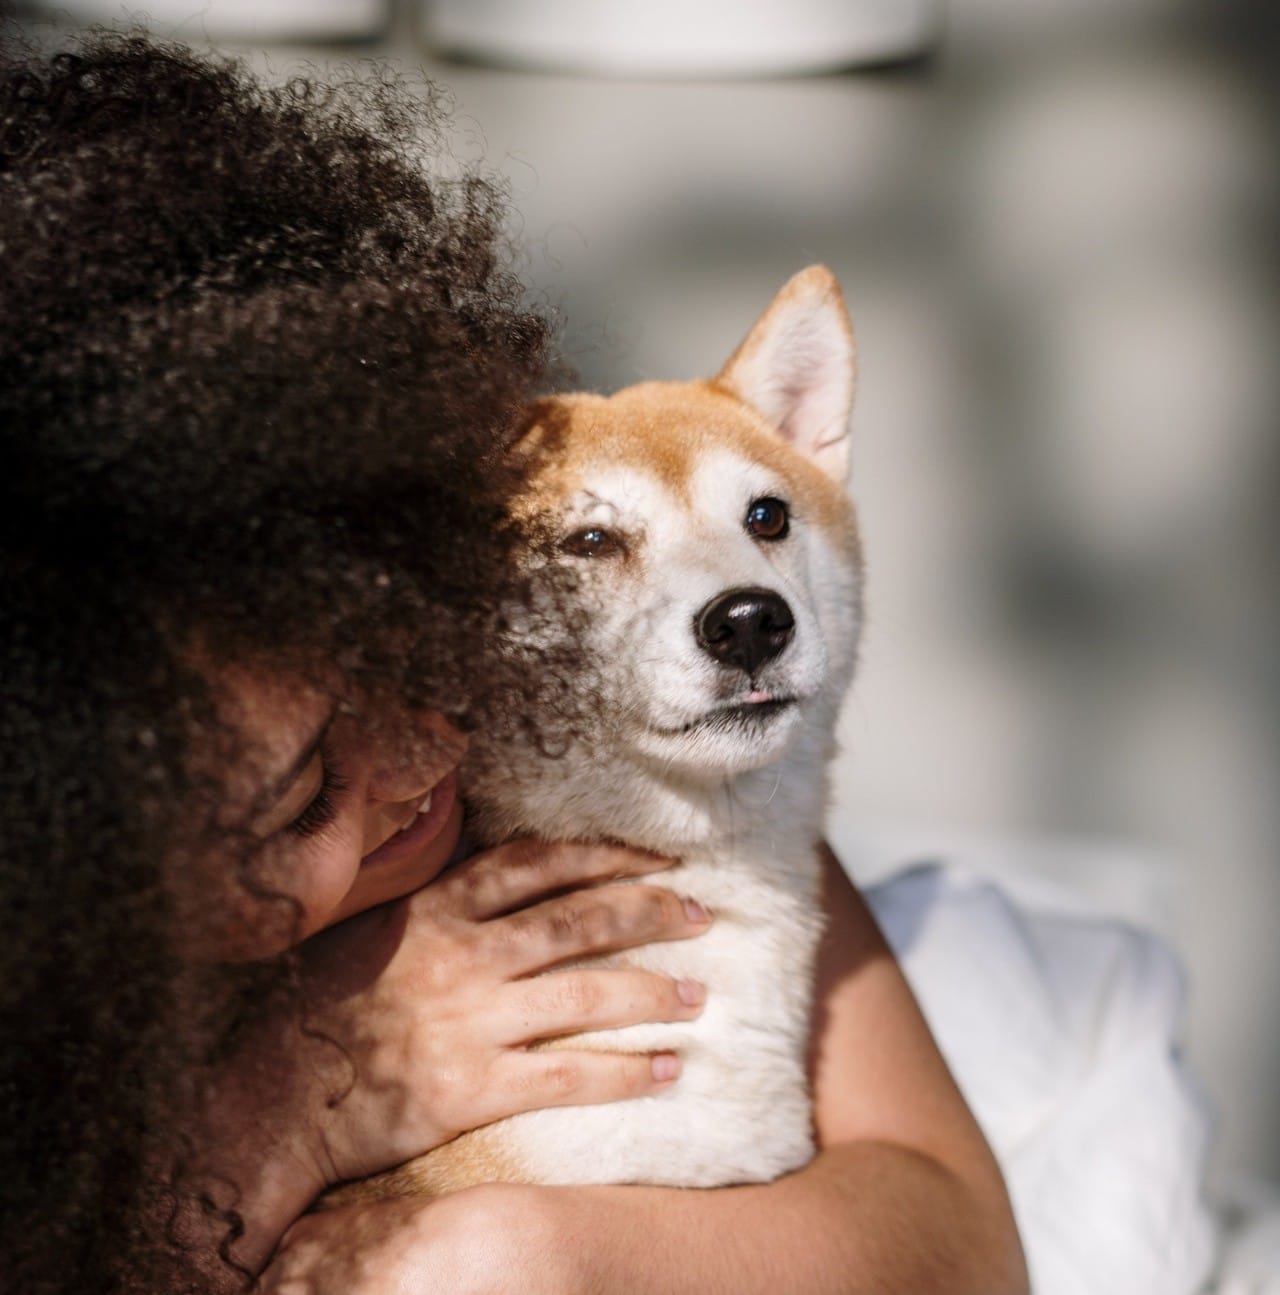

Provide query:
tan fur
left=517, top=381, right=858, bottom=546
left=320, top=1126, right=528, bottom=1207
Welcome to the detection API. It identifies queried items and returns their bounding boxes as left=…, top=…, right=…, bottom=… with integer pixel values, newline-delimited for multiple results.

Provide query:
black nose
left=694, top=587, right=795, bottom=676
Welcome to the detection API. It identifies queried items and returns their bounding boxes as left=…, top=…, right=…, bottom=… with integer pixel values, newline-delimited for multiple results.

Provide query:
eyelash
left=286, top=763, right=349, bottom=839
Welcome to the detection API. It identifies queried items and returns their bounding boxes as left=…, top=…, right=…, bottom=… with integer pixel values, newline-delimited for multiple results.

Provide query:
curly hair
left=0, top=31, right=562, bottom=1292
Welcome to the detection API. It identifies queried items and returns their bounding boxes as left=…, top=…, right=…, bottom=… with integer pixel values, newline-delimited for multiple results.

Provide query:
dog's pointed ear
left=715, top=265, right=855, bottom=482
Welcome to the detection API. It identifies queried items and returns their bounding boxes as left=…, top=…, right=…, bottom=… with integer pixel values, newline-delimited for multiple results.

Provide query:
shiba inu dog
left=382, top=265, right=863, bottom=1194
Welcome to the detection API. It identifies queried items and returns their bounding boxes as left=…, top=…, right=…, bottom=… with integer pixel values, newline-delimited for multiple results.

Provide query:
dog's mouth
left=652, top=695, right=799, bottom=737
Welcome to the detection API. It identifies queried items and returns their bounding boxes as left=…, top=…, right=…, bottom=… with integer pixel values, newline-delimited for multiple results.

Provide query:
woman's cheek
left=289, top=819, right=367, bottom=939
left=342, top=794, right=464, bottom=917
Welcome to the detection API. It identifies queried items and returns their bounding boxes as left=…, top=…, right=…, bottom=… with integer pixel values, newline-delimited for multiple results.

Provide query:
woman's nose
left=363, top=712, right=467, bottom=806
left=365, top=758, right=433, bottom=808
left=358, top=714, right=467, bottom=858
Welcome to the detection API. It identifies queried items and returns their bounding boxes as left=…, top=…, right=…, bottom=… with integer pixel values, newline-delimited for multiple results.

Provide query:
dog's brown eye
left=745, top=497, right=789, bottom=541
left=562, top=527, right=625, bottom=559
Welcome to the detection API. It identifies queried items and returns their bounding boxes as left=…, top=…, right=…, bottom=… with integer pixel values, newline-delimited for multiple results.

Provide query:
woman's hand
left=297, top=840, right=710, bottom=1186
left=192, top=841, right=710, bottom=1276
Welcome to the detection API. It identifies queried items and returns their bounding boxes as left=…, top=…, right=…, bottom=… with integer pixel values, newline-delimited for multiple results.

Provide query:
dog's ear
left=715, top=265, right=855, bottom=482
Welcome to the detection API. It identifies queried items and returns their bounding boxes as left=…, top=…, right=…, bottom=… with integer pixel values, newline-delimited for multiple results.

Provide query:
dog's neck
left=465, top=713, right=836, bottom=862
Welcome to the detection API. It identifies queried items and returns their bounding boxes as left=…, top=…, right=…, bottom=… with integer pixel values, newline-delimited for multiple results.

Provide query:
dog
left=368, top=264, right=863, bottom=1196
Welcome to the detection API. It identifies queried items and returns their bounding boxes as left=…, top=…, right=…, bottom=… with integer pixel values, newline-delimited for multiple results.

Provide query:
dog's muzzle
left=694, top=586, right=795, bottom=677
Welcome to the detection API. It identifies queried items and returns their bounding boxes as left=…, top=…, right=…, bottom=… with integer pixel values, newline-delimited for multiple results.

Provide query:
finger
left=449, top=839, right=675, bottom=921
left=498, top=969, right=706, bottom=1046
left=486, top=1047, right=682, bottom=1119
left=489, top=883, right=712, bottom=977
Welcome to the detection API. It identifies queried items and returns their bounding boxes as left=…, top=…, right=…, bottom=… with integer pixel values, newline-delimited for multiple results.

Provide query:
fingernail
left=683, top=898, right=711, bottom=924
left=651, top=1053, right=681, bottom=1083
left=677, top=979, right=706, bottom=1007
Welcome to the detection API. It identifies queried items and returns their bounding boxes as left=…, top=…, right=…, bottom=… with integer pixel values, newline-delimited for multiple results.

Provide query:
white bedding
left=865, top=862, right=1217, bottom=1295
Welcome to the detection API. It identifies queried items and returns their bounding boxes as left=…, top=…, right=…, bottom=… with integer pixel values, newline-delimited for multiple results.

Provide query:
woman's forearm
left=263, top=1141, right=1027, bottom=1295
left=542, top=1141, right=1026, bottom=1295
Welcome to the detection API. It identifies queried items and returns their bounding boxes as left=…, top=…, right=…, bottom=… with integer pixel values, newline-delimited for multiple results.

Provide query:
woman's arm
left=264, top=846, right=1028, bottom=1294
left=186, top=841, right=711, bottom=1277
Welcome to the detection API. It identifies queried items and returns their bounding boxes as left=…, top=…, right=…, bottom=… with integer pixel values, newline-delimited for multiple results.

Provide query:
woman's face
left=185, top=668, right=468, bottom=961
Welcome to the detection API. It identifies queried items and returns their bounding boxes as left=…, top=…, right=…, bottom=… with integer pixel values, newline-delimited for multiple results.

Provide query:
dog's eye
left=745, top=497, right=789, bottom=541
left=561, top=526, right=625, bottom=559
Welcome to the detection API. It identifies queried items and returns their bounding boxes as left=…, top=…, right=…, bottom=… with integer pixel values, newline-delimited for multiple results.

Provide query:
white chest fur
left=491, top=842, right=824, bottom=1187
left=441, top=718, right=835, bottom=1189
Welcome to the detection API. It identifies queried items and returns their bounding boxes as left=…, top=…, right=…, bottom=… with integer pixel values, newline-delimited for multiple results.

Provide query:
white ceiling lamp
left=41, top=0, right=388, bottom=42
left=423, top=0, right=944, bottom=77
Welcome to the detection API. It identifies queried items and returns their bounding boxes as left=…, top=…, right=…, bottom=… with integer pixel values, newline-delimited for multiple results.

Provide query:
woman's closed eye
left=285, top=763, right=349, bottom=839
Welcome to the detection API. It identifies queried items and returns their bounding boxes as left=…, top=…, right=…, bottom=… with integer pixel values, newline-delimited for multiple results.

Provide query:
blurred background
left=12, top=0, right=1279, bottom=1192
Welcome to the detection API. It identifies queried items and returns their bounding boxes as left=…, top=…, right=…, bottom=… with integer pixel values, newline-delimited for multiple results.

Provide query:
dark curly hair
left=0, top=31, right=562, bottom=1293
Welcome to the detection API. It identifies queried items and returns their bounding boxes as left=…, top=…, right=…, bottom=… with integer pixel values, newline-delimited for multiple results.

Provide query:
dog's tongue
left=743, top=689, right=774, bottom=704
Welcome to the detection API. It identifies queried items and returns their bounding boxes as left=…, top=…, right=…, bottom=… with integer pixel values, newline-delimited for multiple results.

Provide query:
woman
left=0, top=33, right=1026, bottom=1293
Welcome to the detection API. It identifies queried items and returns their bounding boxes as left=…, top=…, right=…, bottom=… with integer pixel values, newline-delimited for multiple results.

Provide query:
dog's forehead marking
left=516, top=381, right=858, bottom=548
left=564, top=465, right=675, bottom=526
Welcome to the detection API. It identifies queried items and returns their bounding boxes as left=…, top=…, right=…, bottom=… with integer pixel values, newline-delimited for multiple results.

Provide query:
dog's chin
left=634, top=698, right=804, bottom=774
